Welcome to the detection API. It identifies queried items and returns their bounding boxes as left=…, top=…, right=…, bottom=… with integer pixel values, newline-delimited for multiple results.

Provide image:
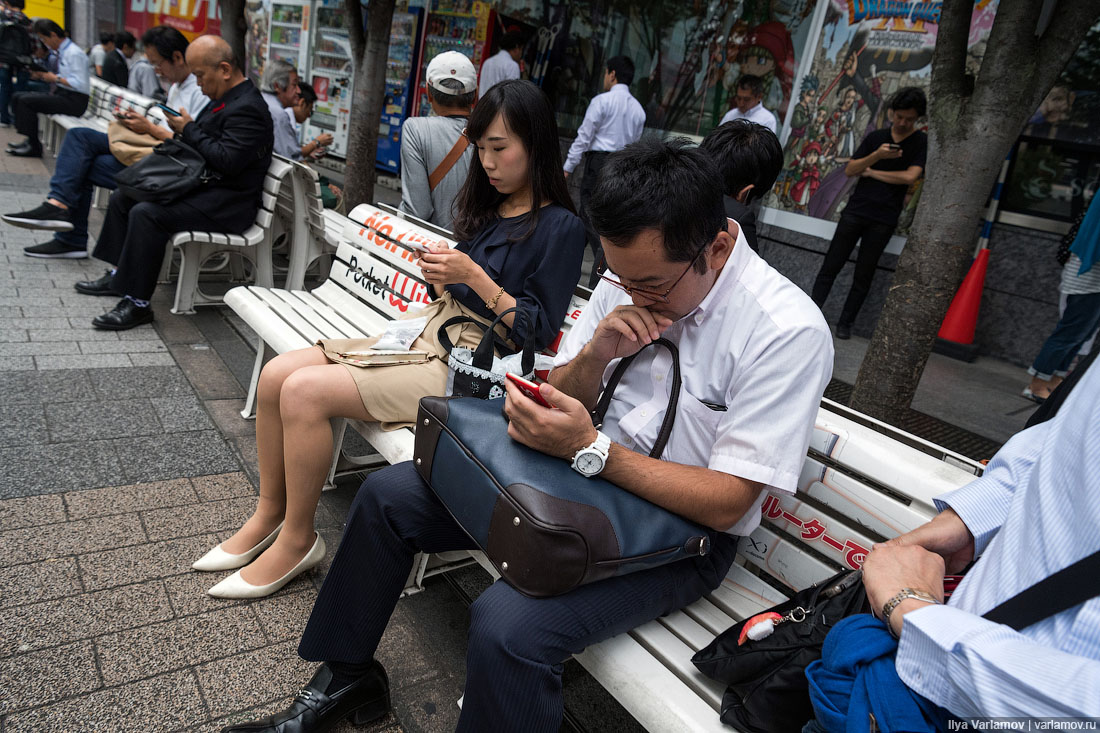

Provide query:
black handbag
left=437, top=306, right=535, bottom=400
left=413, top=338, right=713, bottom=597
left=692, top=569, right=869, bottom=733
left=114, top=138, right=219, bottom=204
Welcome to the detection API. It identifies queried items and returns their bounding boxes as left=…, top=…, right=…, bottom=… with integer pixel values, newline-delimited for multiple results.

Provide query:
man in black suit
left=74, top=35, right=273, bottom=330
left=100, top=30, right=135, bottom=87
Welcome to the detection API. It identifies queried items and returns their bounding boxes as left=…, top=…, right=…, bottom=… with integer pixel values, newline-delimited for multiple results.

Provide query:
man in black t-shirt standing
left=811, top=87, right=927, bottom=339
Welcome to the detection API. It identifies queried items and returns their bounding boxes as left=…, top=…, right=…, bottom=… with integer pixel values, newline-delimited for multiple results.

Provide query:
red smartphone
left=506, top=372, right=553, bottom=408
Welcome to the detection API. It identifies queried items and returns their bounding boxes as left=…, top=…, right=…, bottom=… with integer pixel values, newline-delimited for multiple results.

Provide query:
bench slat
left=799, top=457, right=933, bottom=539
left=738, top=524, right=838, bottom=591
left=331, top=243, right=432, bottom=322
left=762, top=491, right=878, bottom=572
left=310, top=281, right=395, bottom=336
left=250, top=288, right=327, bottom=344
left=224, top=287, right=313, bottom=354
left=275, top=290, right=368, bottom=340
left=630, top=620, right=726, bottom=710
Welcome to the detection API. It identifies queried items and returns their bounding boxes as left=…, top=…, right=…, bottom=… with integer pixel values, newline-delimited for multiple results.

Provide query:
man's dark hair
left=606, top=56, right=634, bottom=86
left=99, top=31, right=113, bottom=45
left=700, top=119, right=783, bottom=204
left=141, top=26, right=189, bottom=63
left=587, top=138, right=726, bottom=274
left=499, top=30, right=524, bottom=51
left=297, top=80, right=316, bottom=105
left=32, top=19, right=64, bottom=38
left=888, top=86, right=926, bottom=117
left=7, top=0, right=25, bottom=8
left=428, top=76, right=475, bottom=109
left=736, top=74, right=765, bottom=98
left=114, top=30, right=136, bottom=50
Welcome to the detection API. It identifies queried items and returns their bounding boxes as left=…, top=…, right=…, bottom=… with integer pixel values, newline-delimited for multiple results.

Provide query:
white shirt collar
left=610, top=83, right=630, bottom=93
left=688, top=219, right=750, bottom=321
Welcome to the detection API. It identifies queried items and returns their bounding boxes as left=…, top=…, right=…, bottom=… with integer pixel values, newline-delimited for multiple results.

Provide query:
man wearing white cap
left=398, top=51, right=476, bottom=229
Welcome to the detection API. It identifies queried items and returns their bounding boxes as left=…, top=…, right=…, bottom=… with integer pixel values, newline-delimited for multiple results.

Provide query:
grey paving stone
left=0, top=295, right=62, bottom=306
left=115, top=430, right=240, bottom=484
left=64, top=477, right=198, bottom=520
left=0, top=556, right=82, bottom=610
left=0, top=317, right=70, bottom=330
left=117, top=325, right=159, bottom=340
left=129, top=351, right=178, bottom=367
left=0, top=512, right=145, bottom=565
left=203, top=399, right=258, bottom=438
left=44, top=398, right=160, bottom=443
left=152, top=396, right=215, bottom=432
left=0, top=368, right=96, bottom=404
left=0, top=640, right=101, bottom=715
left=163, top=571, right=259, bottom=619
left=30, top=303, right=117, bottom=318
left=78, top=339, right=167, bottom=354
left=30, top=328, right=122, bottom=344
left=0, top=493, right=66, bottom=531
left=0, top=355, right=34, bottom=370
left=0, top=340, right=79, bottom=357
left=2, top=669, right=203, bottom=733
left=0, top=306, right=20, bottom=316
left=87, top=364, right=192, bottom=400
left=96, top=605, right=268, bottom=687
left=0, top=328, right=28, bottom=342
left=252, top=588, right=318, bottom=644
left=35, top=353, right=133, bottom=369
left=0, top=402, right=46, bottom=447
left=191, top=472, right=255, bottom=502
left=0, top=440, right=126, bottom=497
left=168, top=343, right=246, bottom=400
left=0, top=580, right=173, bottom=657
left=152, top=312, right=204, bottom=344
left=391, top=672, right=463, bottom=733
left=195, top=640, right=316, bottom=718
left=141, top=495, right=255, bottom=542
left=77, top=533, right=217, bottom=591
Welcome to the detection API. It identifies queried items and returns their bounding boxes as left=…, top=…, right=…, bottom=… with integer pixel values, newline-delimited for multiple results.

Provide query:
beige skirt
left=317, top=291, right=504, bottom=431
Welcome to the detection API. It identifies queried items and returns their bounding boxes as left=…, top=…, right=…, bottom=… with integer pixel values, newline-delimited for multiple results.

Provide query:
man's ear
left=735, top=184, right=754, bottom=203
left=707, top=228, right=736, bottom=270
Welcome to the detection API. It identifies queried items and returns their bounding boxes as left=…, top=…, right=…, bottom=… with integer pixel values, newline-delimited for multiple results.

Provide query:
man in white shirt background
left=563, top=55, right=646, bottom=285
left=260, top=59, right=302, bottom=160
left=3, top=26, right=208, bottom=258
left=719, top=74, right=777, bottom=134
left=477, top=30, right=522, bottom=99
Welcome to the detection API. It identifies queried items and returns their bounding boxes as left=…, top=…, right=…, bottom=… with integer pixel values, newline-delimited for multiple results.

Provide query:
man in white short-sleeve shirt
left=477, top=30, right=522, bottom=99
left=719, top=73, right=777, bottom=134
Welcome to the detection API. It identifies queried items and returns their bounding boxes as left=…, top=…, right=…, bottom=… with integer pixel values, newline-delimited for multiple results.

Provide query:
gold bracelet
left=485, top=287, right=505, bottom=310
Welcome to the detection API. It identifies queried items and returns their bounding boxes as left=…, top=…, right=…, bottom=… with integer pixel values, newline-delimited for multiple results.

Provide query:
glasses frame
left=597, top=237, right=713, bottom=304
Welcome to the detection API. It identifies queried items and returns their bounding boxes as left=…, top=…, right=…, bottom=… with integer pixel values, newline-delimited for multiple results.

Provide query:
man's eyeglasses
left=597, top=238, right=712, bottom=305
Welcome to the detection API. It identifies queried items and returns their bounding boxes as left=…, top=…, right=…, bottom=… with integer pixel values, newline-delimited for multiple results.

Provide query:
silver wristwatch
left=571, top=431, right=611, bottom=477
left=881, top=588, right=941, bottom=637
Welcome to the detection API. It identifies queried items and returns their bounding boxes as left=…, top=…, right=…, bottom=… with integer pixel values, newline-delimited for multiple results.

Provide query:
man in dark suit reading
left=73, top=35, right=274, bottom=330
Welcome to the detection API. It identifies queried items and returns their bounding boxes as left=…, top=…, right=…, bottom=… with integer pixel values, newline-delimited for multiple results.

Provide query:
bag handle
left=591, top=338, right=682, bottom=460
left=436, top=305, right=536, bottom=376
left=428, top=133, right=470, bottom=192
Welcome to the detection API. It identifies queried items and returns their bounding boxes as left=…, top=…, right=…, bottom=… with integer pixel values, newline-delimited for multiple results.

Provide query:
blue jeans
left=48, top=127, right=125, bottom=249
left=1030, top=291, right=1100, bottom=379
left=0, top=65, right=29, bottom=124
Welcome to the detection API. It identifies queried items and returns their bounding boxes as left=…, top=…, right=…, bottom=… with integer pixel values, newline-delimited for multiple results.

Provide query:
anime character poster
left=763, top=0, right=998, bottom=237
left=245, top=0, right=271, bottom=87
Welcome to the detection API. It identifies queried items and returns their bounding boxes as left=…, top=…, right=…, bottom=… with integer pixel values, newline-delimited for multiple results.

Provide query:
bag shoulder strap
left=982, top=548, right=1100, bottom=631
left=591, top=338, right=682, bottom=460
left=428, top=134, right=470, bottom=192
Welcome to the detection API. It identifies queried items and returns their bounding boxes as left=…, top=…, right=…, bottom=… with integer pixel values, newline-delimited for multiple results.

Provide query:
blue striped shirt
left=896, top=361, right=1100, bottom=716
left=56, top=38, right=90, bottom=95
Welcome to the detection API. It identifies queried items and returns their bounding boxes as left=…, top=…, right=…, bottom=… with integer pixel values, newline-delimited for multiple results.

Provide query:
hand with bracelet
left=861, top=542, right=946, bottom=638
left=301, top=132, right=333, bottom=157
left=417, top=240, right=513, bottom=313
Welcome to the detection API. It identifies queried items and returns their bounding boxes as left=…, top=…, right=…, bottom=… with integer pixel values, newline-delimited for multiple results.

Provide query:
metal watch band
left=882, top=588, right=941, bottom=635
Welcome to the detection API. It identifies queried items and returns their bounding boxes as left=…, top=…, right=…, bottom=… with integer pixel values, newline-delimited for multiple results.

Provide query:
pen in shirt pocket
left=700, top=400, right=727, bottom=412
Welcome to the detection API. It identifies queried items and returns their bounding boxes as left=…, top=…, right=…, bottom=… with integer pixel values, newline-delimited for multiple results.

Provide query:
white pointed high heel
left=206, top=532, right=326, bottom=599
left=191, top=521, right=284, bottom=572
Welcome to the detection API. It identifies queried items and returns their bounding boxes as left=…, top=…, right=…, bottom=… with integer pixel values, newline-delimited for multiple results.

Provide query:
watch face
left=576, top=451, right=604, bottom=475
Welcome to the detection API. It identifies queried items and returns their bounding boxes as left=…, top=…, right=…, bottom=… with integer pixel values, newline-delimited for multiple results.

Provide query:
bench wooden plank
left=249, top=289, right=327, bottom=344
left=272, top=290, right=365, bottom=340
left=309, top=281, right=395, bottom=336
left=630, top=620, right=725, bottom=709
left=799, top=457, right=933, bottom=539
left=224, top=287, right=314, bottom=355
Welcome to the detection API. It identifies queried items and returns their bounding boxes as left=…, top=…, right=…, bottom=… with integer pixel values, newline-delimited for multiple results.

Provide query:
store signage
left=126, top=0, right=221, bottom=39
left=848, top=0, right=942, bottom=27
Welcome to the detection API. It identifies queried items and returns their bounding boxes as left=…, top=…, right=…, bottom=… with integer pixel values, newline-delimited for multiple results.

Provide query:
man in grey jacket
left=397, top=51, right=475, bottom=230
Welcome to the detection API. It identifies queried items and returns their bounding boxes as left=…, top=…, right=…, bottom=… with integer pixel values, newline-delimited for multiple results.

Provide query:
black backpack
left=0, top=18, right=33, bottom=67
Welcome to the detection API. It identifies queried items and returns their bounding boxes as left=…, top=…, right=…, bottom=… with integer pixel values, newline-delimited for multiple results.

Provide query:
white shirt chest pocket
left=666, top=393, right=724, bottom=466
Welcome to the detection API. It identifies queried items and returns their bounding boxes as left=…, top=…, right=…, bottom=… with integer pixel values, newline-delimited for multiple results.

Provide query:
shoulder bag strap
left=982, top=548, right=1100, bottom=631
left=591, top=338, right=682, bottom=460
left=428, top=134, right=470, bottom=192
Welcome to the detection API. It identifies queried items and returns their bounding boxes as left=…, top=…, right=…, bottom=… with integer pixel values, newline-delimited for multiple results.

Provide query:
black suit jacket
left=177, top=79, right=273, bottom=231
left=101, top=50, right=128, bottom=87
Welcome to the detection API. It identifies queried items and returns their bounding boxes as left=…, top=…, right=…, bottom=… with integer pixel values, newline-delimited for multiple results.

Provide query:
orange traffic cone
left=934, top=248, right=990, bottom=361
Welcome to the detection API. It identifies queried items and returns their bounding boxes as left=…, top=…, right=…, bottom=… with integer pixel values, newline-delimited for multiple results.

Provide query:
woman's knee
left=279, top=365, right=346, bottom=422
left=258, top=349, right=321, bottom=402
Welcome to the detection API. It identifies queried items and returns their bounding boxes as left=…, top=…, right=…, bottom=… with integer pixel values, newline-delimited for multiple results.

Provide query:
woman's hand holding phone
left=418, top=242, right=481, bottom=286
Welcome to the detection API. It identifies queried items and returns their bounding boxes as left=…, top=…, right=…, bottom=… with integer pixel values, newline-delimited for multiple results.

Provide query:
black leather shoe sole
left=6, top=147, right=42, bottom=158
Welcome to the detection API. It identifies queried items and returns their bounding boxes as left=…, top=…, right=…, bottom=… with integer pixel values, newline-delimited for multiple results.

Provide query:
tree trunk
left=342, top=0, right=396, bottom=208
left=218, top=0, right=248, bottom=72
left=848, top=0, right=1100, bottom=424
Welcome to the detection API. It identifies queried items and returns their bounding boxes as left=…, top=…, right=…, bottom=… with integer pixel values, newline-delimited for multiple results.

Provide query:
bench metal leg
left=239, top=337, right=271, bottom=419
left=171, top=240, right=203, bottom=315
left=229, top=252, right=250, bottom=283
left=324, top=417, right=348, bottom=492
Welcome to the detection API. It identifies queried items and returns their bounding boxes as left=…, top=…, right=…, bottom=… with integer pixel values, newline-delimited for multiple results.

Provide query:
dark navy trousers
left=298, top=460, right=738, bottom=733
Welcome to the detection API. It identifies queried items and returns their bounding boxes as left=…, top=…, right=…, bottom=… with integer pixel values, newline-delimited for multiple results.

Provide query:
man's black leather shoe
left=93, top=299, right=155, bottom=331
left=7, top=143, right=41, bottom=158
left=75, top=271, right=120, bottom=296
left=220, top=662, right=390, bottom=732
left=835, top=323, right=851, bottom=340
left=6, top=140, right=26, bottom=151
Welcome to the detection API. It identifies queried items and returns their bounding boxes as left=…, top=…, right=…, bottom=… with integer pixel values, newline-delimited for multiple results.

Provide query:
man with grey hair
left=260, top=58, right=301, bottom=159
left=398, top=51, right=476, bottom=229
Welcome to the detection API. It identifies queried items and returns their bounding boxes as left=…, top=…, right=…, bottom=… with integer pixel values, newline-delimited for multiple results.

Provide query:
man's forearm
left=866, top=168, right=918, bottom=185
left=844, top=154, right=877, bottom=176
left=548, top=344, right=610, bottom=409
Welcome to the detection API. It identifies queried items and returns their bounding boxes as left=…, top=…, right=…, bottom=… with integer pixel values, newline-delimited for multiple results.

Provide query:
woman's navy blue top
left=447, top=204, right=585, bottom=350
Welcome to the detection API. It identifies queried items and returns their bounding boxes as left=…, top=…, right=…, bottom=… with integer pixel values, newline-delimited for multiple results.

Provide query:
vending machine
left=413, top=1, right=492, bottom=119
left=266, top=0, right=312, bottom=72
left=376, top=9, right=424, bottom=173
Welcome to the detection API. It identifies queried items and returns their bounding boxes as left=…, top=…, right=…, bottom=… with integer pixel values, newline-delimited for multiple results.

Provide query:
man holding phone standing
left=811, top=87, right=927, bottom=339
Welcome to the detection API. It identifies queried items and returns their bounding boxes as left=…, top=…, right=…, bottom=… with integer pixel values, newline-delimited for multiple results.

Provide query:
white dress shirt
left=478, top=49, right=519, bottom=99
left=262, top=90, right=301, bottom=159
left=895, top=362, right=1100, bottom=717
left=167, top=74, right=209, bottom=124
left=57, top=38, right=90, bottom=95
left=553, top=223, right=833, bottom=536
left=720, top=101, right=777, bottom=134
left=563, top=84, right=646, bottom=173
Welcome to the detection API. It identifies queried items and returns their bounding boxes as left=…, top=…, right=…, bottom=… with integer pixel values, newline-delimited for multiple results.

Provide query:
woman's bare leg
left=219, top=347, right=332, bottom=555
left=239, top=361, right=374, bottom=585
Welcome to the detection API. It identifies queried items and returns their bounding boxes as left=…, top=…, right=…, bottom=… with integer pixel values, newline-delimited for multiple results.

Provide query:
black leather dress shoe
left=93, top=298, right=155, bottom=331
left=6, top=140, right=26, bottom=150
left=220, top=662, right=390, bottom=732
left=7, top=143, right=41, bottom=158
left=75, top=271, right=120, bottom=296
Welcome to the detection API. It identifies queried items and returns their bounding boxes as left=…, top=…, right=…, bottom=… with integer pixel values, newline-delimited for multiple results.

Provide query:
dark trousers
left=298, top=461, right=737, bottom=733
left=1030, top=292, right=1100, bottom=379
left=579, top=150, right=611, bottom=288
left=811, top=212, right=896, bottom=327
left=12, top=89, right=88, bottom=149
left=49, top=127, right=125, bottom=249
left=0, top=65, right=29, bottom=124
left=93, top=189, right=222, bottom=301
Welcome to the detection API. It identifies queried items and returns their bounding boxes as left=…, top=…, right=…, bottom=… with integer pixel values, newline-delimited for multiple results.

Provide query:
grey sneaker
left=4, top=202, right=75, bottom=232
left=23, top=240, right=88, bottom=259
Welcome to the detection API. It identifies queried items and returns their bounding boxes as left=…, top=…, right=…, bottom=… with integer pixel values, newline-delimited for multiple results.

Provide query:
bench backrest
left=87, top=79, right=155, bottom=121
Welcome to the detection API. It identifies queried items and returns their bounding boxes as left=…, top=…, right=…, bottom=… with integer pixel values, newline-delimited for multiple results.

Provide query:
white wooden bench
left=41, top=78, right=156, bottom=154
left=224, top=201, right=985, bottom=730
